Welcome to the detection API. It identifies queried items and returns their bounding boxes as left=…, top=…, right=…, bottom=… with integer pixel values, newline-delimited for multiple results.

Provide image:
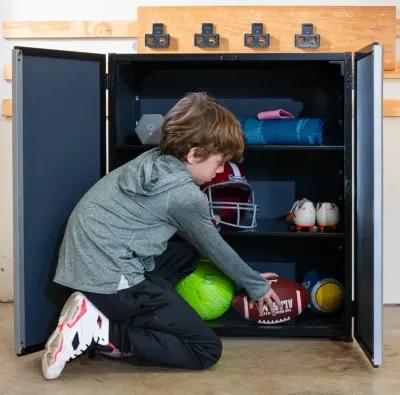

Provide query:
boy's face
left=185, top=149, right=225, bottom=185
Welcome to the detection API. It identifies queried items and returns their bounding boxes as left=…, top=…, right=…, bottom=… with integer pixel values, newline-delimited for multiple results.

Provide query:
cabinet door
left=354, top=43, right=383, bottom=367
left=13, top=47, right=106, bottom=354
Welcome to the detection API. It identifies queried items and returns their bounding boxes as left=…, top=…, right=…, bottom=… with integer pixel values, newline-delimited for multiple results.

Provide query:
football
left=231, top=277, right=311, bottom=325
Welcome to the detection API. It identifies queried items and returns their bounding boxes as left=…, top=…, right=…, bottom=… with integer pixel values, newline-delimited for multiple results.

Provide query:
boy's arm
left=167, top=187, right=270, bottom=300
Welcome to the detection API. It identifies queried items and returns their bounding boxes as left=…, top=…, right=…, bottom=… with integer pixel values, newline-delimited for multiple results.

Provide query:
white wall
left=1, top=0, right=399, bottom=302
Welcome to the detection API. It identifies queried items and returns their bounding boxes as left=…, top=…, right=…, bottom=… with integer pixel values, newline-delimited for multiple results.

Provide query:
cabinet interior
left=109, top=56, right=349, bottom=336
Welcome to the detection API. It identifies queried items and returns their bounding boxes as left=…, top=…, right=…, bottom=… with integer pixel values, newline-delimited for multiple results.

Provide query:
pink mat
left=257, top=109, right=294, bottom=120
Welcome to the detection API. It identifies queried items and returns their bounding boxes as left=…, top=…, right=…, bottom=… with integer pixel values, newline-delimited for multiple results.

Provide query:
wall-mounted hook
left=145, top=23, right=170, bottom=48
left=244, top=23, right=269, bottom=48
left=194, top=23, right=219, bottom=48
left=295, top=23, right=320, bottom=48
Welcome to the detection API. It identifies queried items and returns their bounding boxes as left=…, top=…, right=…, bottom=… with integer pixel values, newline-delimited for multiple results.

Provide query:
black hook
left=295, top=23, right=320, bottom=48
left=194, top=23, right=220, bottom=48
left=145, top=23, right=170, bottom=48
left=244, top=23, right=270, bottom=48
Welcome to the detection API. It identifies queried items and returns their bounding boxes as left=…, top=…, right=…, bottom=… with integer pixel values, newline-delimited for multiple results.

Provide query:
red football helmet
left=201, top=162, right=258, bottom=229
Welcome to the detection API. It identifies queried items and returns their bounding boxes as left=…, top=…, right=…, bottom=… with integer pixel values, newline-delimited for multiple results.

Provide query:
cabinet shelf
left=245, top=145, right=345, bottom=151
left=115, top=144, right=345, bottom=153
left=222, top=218, right=344, bottom=238
left=208, top=308, right=344, bottom=338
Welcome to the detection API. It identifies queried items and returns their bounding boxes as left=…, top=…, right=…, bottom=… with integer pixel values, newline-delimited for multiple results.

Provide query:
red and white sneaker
left=41, top=292, right=109, bottom=380
left=286, top=198, right=316, bottom=231
left=316, top=202, right=340, bottom=231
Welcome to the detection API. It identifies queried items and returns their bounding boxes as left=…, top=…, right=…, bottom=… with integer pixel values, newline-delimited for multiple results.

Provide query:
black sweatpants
left=83, top=239, right=223, bottom=370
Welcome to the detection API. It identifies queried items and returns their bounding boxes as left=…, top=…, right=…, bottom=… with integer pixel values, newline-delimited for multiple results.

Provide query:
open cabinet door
left=354, top=43, right=383, bottom=367
left=13, top=47, right=106, bottom=354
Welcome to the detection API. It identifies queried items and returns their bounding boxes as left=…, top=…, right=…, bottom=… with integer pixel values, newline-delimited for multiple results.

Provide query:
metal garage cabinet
left=12, top=44, right=383, bottom=366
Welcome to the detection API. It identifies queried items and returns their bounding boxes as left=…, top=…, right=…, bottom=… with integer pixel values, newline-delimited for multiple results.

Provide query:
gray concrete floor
left=0, top=303, right=399, bottom=395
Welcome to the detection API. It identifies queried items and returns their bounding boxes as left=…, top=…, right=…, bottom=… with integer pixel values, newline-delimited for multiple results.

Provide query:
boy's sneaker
left=42, top=292, right=109, bottom=380
left=286, top=198, right=316, bottom=231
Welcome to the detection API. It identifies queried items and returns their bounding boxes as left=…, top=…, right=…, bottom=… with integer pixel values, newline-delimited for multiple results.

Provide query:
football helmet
left=201, top=162, right=258, bottom=229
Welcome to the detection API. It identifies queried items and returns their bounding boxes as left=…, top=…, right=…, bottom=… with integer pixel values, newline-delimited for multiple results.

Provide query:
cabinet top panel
left=110, top=53, right=348, bottom=63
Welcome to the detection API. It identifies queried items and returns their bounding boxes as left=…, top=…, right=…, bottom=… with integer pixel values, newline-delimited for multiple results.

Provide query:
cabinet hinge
left=104, top=73, right=112, bottom=90
left=346, top=72, right=353, bottom=89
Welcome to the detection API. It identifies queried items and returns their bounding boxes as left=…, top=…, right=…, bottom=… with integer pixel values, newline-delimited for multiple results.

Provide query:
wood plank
left=2, top=99, right=12, bottom=117
left=3, top=64, right=12, bottom=80
left=137, top=6, right=396, bottom=70
left=384, top=63, right=400, bottom=79
left=383, top=100, right=400, bottom=117
left=3, top=20, right=137, bottom=38
left=3, top=98, right=400, bottom=118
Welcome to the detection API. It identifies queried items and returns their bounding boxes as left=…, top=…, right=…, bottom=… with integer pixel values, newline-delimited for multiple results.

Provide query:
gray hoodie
left=54, top=148, right=269, bottom=300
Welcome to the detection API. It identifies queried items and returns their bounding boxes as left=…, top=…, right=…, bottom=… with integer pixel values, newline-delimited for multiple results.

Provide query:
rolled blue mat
left=239, top=117, right=326, bottom=145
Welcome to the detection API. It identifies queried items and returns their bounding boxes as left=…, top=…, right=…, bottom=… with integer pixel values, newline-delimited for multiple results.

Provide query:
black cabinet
left=12, top=46, right=383, bottom=367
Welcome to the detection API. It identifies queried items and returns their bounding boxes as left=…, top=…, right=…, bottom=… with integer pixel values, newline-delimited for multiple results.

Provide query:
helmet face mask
left=201, top=163, right=258, bottom=230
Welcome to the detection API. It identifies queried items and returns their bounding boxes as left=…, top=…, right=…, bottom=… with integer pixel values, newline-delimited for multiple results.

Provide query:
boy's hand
left=249, top=289, right=283, bottom=317
left=249, top=272, right=282, bottom=316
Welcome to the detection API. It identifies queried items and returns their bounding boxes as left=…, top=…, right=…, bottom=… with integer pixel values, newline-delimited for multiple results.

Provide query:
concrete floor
left=0, top=303, right=399, bottom=395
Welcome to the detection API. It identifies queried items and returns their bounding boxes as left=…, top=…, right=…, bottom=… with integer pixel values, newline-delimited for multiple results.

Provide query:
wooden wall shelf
left=137, top=6, right=396, bottom=70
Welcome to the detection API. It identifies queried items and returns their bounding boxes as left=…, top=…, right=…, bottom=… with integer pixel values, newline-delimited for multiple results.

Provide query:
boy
left=42, top=92, right=282, bottom=380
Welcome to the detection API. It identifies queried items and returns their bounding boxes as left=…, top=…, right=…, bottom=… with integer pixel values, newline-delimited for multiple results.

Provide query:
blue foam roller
left=239, top=117, right=326, bottom=145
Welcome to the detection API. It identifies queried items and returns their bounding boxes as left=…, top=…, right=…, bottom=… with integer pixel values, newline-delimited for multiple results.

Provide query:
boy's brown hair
left=159, top=92, right=244, bottom=163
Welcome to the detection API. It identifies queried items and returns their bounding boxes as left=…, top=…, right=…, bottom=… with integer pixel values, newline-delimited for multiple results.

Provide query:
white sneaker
left=316, top=202, right=340, bottom=231
left=287, top=198, right=316, bottom=231
left=42, top=292, right=109, bottom=380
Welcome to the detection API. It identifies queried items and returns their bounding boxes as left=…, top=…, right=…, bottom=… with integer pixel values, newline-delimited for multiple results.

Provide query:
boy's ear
left=186, top=147, right=199, bottom=164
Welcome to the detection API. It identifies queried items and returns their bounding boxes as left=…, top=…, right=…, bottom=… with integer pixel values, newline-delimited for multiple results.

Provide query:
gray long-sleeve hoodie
left=54, top=148, right=269, bottom=300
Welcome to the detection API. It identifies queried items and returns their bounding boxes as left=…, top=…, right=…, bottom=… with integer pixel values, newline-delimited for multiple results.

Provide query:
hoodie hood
left=118, top=148, right=194, bottom=196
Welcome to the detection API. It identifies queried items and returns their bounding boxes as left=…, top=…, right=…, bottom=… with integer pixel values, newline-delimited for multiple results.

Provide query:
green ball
left=176, top=258, right=234, bottom=320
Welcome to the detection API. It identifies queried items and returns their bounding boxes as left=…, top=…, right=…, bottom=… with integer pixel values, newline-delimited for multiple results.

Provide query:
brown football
left=231, top=277, right=311, bottom=325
